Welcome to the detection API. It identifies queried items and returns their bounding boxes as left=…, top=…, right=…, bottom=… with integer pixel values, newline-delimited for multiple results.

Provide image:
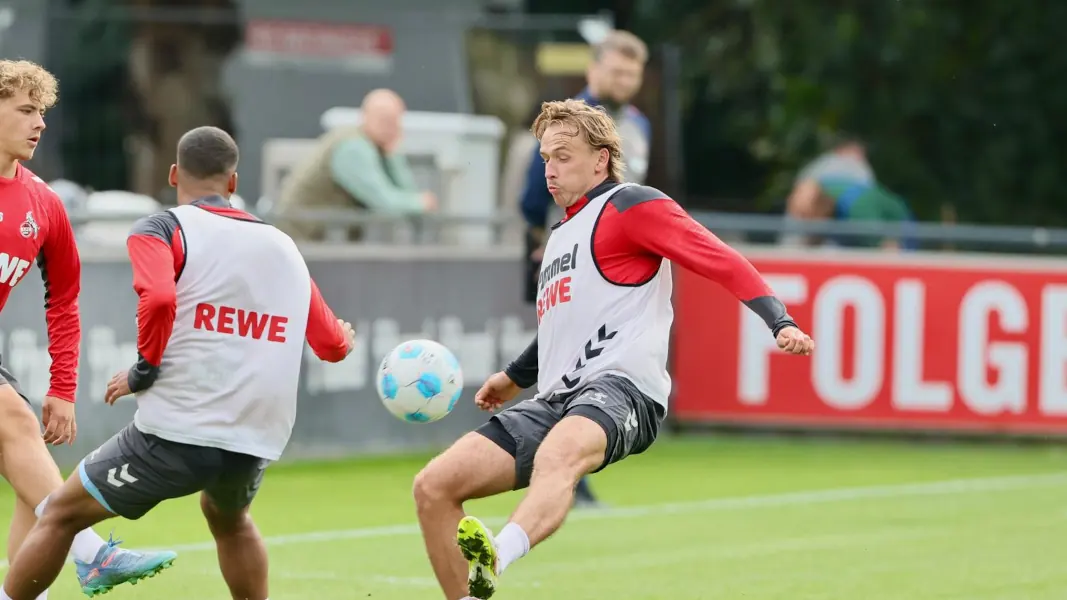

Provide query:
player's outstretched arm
left=615, top=190, right=813, bottom=351
left=38, top=194, right=82, bottom=443
left=306, top=278, right=352, bottom=363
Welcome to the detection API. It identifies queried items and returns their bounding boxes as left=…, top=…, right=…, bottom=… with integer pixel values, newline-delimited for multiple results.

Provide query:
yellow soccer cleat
left=457, top=516, right=499, bottom=599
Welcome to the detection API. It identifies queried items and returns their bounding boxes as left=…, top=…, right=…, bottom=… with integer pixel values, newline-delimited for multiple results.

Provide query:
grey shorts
left=476, top=374, right=665, bottom=490
left=78, top=423, right=270, bottom=520
left=0, top=361, right=30, bottom=405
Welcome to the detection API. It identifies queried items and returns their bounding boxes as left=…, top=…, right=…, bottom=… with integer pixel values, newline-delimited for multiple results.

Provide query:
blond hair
left=0, top=60, right=58, bottom=109
left=593, top=30, right=648, bottom=64
left=532, top=99, right=626, bottom=182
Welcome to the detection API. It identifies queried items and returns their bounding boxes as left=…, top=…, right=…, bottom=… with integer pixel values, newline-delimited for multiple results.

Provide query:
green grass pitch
left=2, top=435, right=1067, bottom=599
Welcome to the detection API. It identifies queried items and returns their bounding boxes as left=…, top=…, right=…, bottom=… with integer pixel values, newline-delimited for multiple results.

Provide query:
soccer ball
left=376, top=339, right=464, bottom=423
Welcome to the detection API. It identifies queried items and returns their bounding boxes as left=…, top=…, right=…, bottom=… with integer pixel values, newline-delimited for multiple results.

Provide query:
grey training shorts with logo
left=476, top=374, right=665, bottom=489
left=78, top=423, right=270, bottom=520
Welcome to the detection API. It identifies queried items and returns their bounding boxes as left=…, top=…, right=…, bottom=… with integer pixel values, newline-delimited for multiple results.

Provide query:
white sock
left=33, top=497, right=47, bottom=518
left=35, top=591, right=47, bottom=600
left=494, top=523, right=530, bottom=574
left=70, top=529, right=107, bottom=564
left=34, top=497, right=106, bottom=564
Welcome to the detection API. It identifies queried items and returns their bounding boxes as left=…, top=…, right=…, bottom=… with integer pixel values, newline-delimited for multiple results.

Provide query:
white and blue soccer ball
left=376, top=339, right=464, bottom=423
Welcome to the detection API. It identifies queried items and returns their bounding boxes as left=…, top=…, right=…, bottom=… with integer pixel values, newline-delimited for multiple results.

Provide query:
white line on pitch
left=1, top=471, right=1064, bottom=570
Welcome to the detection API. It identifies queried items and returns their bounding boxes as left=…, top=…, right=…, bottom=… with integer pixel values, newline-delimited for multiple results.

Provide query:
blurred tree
left=125, top=0, right=239, bottom=200
left=54, top=0, right=134, bottom=191
left=620, top=0, right=1067, bottom=225
left=52, top=0, right=238, bottom=198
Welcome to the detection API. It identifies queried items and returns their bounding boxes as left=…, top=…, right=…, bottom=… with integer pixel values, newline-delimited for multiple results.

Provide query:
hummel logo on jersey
left=624, top=410, right=638, bottom=432
left=579, top=390, right=607, bottom=404
left=537, top=243, right=579, bottom=323
left=194, top=302, right=290, bottom=343
left=562, top=324, right=618, bottom=389
left=537, top=243, right=579, bottom=291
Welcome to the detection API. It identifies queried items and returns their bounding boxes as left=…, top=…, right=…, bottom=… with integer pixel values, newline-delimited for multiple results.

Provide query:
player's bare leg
left=509, top=415, right=605, bottom=544
left=6, top=498, right=34, bottom=561
left=456, top=416, right=606, bottom=598
left=1, top=467, right=177, bottom=600
left=1, top=472, right=113, bottom=599
left=0, top=385, right=66, bottom=516
left=4, top=500, right=59, bottom=600
left=201, top=494, right=269, bottom=600
left=413, top=432, right=516, bottom=600
left=0, top=385, right=123, bottom=595
left=4, top=500, right=47, bottom=600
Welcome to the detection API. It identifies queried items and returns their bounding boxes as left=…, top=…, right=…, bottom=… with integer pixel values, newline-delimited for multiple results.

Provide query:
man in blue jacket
left=519, top=30, right=651, bottom=507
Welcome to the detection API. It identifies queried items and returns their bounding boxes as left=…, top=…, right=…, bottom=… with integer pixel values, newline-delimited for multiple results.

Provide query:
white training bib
left=534, top=183, right=674, bottom=409
left=134, top=205, right=311, bottom=460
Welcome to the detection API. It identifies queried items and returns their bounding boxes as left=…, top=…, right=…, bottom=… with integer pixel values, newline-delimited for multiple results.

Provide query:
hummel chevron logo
left=583, top=325, right=618, bottom=360
left=106, top=464, right=138, bottom=488
left=562, top=324, right=618, bottom=390
left=598, top=325, right=618, bottom=342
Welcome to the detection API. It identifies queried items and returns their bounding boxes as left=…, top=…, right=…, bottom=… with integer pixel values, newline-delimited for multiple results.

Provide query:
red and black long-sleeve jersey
left=125, top=195, right=349, bottom=392
left=0, top=165, right=81, bottom=401
left=506, top=180, right=795, bottom=387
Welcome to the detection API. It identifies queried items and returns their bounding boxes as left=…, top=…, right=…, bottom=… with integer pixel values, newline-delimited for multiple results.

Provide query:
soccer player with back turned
left=1, top=126, right=355, bottom=600
left=412, top=99, right=815, bottom=599
left=0, top=59, right=175, bottom=599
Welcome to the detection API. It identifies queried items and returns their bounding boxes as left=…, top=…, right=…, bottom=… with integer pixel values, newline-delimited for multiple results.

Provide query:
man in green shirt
left=787, top=177, right=913, bottom=249
left=275, top=88, right=437, bottom=241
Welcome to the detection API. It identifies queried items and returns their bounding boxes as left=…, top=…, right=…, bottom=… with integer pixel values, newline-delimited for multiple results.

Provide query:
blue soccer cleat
left=74, top=534, right=177, bottom=597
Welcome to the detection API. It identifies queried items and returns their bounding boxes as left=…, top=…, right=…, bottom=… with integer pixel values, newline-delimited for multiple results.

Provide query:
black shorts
left=476, top=374, right=665, bottom=490
left=0, top=360, right=30, bottom=405
left=78, top=423, right=270, bottom=520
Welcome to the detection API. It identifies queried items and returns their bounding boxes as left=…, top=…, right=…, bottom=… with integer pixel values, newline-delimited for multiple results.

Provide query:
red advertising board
left=672, top=250, right=1067, bottom=435
left=244, top=20, right=394, bottom=73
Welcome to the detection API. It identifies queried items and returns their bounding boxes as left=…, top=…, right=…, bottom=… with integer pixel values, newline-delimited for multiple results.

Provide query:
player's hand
left=339, top=318, right=356, bottom=355
left=777, top=326, right=814, bottom=355
left=474, top=371, right=522, bottom=412
left=41, top=395, right=76, bottom=446
left=530, top=243, right=546, bottom=262
left=104, top=370, right=132, bottom=405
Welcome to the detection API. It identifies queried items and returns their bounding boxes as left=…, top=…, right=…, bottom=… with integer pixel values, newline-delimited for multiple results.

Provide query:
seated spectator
left=786, top=138, right=913, bottom=249
left=790, top=178, right=914, bottom=249
left=794, top=138, right=875, bottom=188
left=275, top=88, right=436, bottom=241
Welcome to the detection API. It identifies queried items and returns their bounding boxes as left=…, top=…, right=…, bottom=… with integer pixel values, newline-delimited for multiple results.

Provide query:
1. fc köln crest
left=20, top=211, right=38, bottom=239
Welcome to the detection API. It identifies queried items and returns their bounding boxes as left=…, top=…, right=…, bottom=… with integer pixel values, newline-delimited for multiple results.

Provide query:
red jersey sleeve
left=618, top=198, right=775, bottom=300
left=125, top=213, right=182, bottom=392
left=609, top=188, right=797, bottom=334
left=306, top=278, right=350, bottom=363
left=38, top=194, right=82, bottom=402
